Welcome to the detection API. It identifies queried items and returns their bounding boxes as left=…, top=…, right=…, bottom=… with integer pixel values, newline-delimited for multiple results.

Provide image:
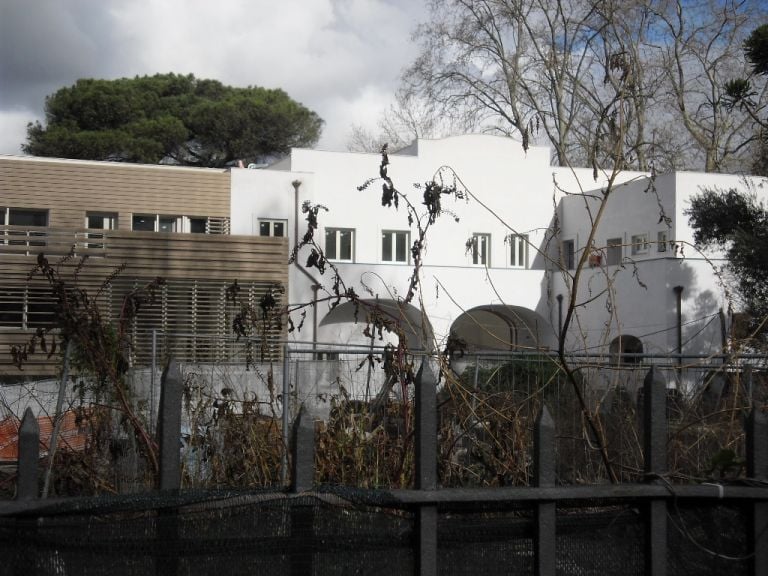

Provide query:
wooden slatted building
left=0, top=156, right=288, bottom=377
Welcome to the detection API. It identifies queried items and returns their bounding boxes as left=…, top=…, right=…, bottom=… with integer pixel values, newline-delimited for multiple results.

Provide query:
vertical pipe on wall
left=556, top=294, right=563, bottom=354
left=673, top=286, right=684, bottom=368
left=293, top=179, right=321, bottom=354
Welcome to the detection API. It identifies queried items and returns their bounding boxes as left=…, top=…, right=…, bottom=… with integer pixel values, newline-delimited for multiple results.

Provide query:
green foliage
left=23, top=73, right=323, bottom=167
left=686, top=188, right=768, bottom=335
left=745, top=24, right=768, bottom=76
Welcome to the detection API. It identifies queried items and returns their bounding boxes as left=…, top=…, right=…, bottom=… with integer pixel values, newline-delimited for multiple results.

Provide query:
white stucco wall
left=231, top=136, right=560, bottom=348
left=553, top=169, right=768, bottom=358
left=230, top=134, right=767, bottom=358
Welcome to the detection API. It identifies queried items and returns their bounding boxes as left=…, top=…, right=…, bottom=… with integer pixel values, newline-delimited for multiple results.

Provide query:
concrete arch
left=318, top=299, right=433, bottom=351
left=449, top=305, right=556, bottom=352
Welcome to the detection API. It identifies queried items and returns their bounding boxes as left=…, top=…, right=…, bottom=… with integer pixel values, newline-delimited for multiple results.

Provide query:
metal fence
left=0, top=355, right=766, bottom=576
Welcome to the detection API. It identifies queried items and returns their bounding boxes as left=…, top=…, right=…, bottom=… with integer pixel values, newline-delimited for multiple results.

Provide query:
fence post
left=17, top=407, right=39, bottom=500
left=643, top=366, right=667, bottom=576
left=415, top=359, right=438, bottom=576
left=290, top=407, right=316, bottom=576
left=282, top=345, right=290, bottom=486
left=158, top=358, right=182, bottom=491
left=534, top=406, right=556, bottom=576
left=291, top=406, right=315, bottom=493
left=156, top=358, right=182, bottom=576
left=746, top=408, right=767, bottom=576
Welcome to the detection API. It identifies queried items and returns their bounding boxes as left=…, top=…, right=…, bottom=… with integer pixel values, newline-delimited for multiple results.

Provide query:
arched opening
left=609, top=335, right=644, bottom=365
left=318, top=298, right=433, bottom=352
left=448, top=305, right=556, bottom=353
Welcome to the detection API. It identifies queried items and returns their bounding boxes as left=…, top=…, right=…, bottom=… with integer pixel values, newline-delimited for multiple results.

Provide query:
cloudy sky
left=0, top=0, right=427, bottom=155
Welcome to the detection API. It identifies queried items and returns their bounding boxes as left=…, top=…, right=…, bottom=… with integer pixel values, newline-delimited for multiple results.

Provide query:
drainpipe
left=673, top=285, right=684, bottom=368
left=292, top=180, right=321, bottom=354
left=556, top=294, right=563, bottom=354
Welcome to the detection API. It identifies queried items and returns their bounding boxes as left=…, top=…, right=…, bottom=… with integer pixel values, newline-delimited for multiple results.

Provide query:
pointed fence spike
left=643, top=365, right=667, bottom=477
left=747, top=408, right=767, bottom=481
left=415, top=358, right=437, bottom=491
left=291, top=406, right=315, bottom=493
left=534, top=405, right=555, bottom=488
left=158, top=358, right=183, bottom=491
left=17, top=407, right=40, bottom=500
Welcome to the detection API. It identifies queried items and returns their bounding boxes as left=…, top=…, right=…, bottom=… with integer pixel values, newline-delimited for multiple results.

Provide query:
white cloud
left=0, top=0, right=426, bottom=154
left=0, top=109, right=36, bottom=155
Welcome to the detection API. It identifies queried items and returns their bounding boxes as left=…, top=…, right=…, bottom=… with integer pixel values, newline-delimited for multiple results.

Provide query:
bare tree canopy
left=399, top=0, right=767, bottom=172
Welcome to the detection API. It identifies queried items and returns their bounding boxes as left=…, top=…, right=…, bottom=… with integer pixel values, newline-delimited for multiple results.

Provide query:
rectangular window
left=325, top=228, right=354, bottom=261
left=259, top=219, right=287, bottom=237
left=508, top=234, right=528, bottom=268
left=85, top=212, right=118, bottom=249
left=158, top=216, right=179, bottom=233
left=132, top=214, right=183, bottom=233
left=631, top=233, right=649, bottom=256
left=382, top=230, right=409, bottom=263
left=607, top=238, right=623, bottom=266
left=86, top=212, right=118, bottom=230
left=657, top=230, right=668, bottom=253
left=470, top=233, right=490, bottom=266
left=2, top=208, right=48, bottom=249
left=189, top=218, right=208, bottom=234
left=132, top=214, right=156, bottom=232
left=562, top=239, right=575, bottom=270
left=9, top=209, right=48, bottom=227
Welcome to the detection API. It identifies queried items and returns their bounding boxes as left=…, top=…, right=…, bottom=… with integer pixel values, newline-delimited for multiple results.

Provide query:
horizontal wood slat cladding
left=0, top=157, right=230, bottom=230
left=0, top=230, right=288, bottom=377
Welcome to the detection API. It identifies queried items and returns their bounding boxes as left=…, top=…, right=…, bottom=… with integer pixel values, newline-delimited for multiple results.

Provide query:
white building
left=230, top=134, right=764, bottom=364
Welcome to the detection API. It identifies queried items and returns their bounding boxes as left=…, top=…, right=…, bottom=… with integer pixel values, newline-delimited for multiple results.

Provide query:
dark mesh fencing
left=667, top=503, right=751, bottom=576
left=0, top=490, right=755, bottom=576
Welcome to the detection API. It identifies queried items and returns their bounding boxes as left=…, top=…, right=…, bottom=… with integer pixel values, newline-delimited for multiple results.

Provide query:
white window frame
left=382, top=230, right=410, bottom=263
left=631, top=233, right=649, bottom=256
left=85, top=212, right=118, bottom=249
left=508, top=234, right=528, bottom=269
left=258, top=219, right=288, bottom=237
left=132, top=214, right=206, bottom=233
left=470, top=233, right=491, bottom=266
left=325, top=227, right=355, bottom=262
left=85, top=212, right=118, bottom=231
left=1, top=207, right=48, bottom=251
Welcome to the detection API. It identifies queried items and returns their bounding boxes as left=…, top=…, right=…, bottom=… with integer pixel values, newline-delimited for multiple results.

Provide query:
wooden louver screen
left=110, top=277, right=283, bottom=366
